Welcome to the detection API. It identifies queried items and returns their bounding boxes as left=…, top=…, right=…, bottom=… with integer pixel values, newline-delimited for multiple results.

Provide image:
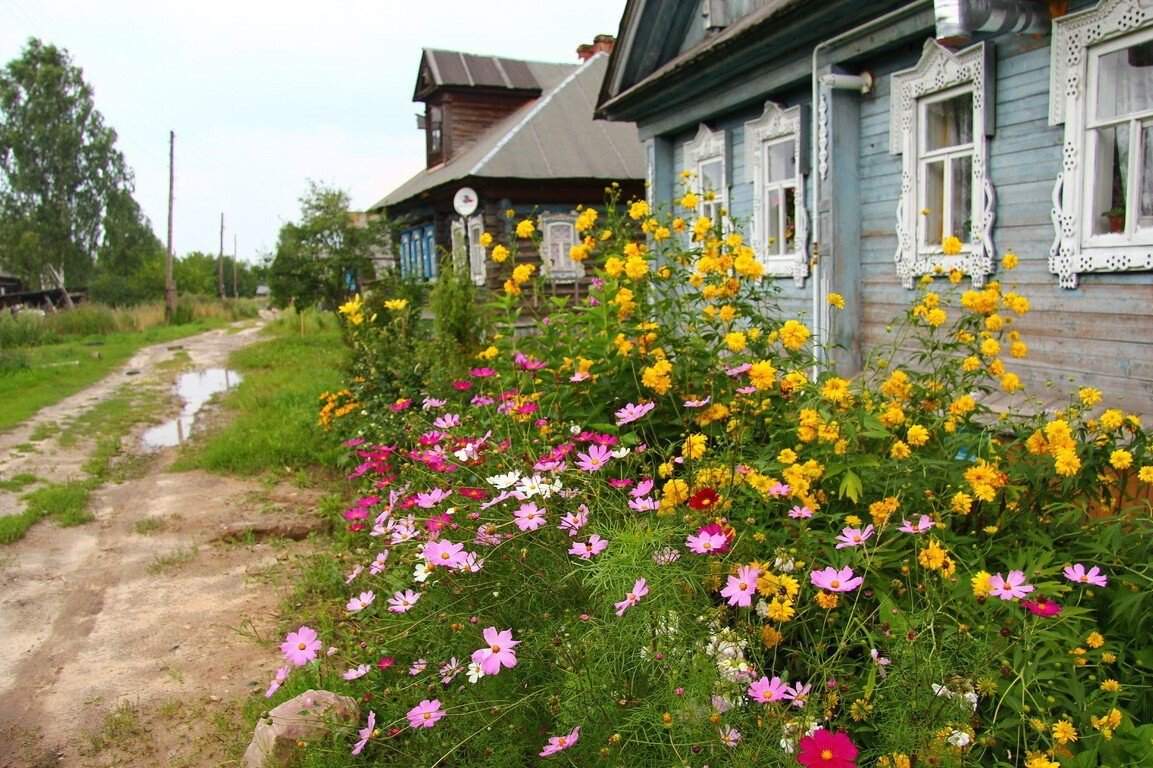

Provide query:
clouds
left=0, top=0, right=625, bottom=261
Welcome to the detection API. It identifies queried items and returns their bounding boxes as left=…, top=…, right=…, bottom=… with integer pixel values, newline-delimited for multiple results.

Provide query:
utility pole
left=165, top=131, right=177, bottom=321
left=232, top=234, right=238, bottom=298
left=218, top=212, right=225, bottom=299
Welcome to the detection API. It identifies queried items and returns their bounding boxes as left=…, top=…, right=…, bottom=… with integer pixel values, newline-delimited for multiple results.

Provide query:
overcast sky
left=0, top=0, right=629, bottom=263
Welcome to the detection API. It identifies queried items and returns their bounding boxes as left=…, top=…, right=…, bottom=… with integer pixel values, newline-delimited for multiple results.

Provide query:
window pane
left=923, top=160, right=945, bottom=245
left=766, top=187, right=782, bottom=256
left=1141, top=123, right=1153, bottom=229
left=1095, top=40, right=1153, bottom=121
left=784, top=186, right=797, bottom=252
left=764, top=140, right=795, bottom=184
left=950, top=155, right=973, bottom=241
left=700, top=159, right=723, bottom=194
left=1090, top=124, right=1130, bottom=235
left=924, top=93, right=973, bottom=151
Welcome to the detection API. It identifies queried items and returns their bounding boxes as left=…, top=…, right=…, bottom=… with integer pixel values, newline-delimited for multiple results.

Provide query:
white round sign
left=453, top=187, right=479, bottom=217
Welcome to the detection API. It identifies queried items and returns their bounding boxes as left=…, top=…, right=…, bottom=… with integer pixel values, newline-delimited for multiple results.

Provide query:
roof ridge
left=421, top=47, right=577, bottom=68
left=469, top=52, right=605, bottom=176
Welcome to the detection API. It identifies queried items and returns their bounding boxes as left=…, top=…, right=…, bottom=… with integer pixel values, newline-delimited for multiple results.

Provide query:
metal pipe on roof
left=934, top=0, right=1049, bottom=42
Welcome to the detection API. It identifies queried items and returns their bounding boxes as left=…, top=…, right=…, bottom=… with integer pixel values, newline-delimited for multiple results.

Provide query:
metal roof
left=414, top=49, right=574, bottom=100
left=376, top=52, right=645, bottom=210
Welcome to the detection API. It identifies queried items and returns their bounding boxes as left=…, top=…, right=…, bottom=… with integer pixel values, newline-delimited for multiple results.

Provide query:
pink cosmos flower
left=432, top=413, right=461, bottom=429
left=768, top=482, right=791, bottom=497
left=439, top=657, right=462, bottom=685
left=870, top=648, right=891, bottom=678
left=1021, top=598, right=1063, bottom=617
left=988, top=570, right=1034, bottom=600
left=629, top=496, right=659, bottom=511
left=725, top=363, right=752, bottom=376
left=575, top=444, right=612, bottom=472
left=422, top=397, right=447, bottom=410
left=632, top=478, right=655, bottom=496
left=345, top=565, right=363, bottom=584
left=653, top=546, right=681, bottom=564
left=835, top=524, right=875, bottom=549
left=369, top=551, right=389, bottom=574
left=614, top=578, right=649, bottom=616
left=346, top=591, right=375, bottom=612
left=788, top=505, right=813, bottom=519
left=351, top=710, right=376, bottom=755
left=720, top=564, right=760, bottom=607
left=421, top=540, right=469, bottom=570
left=784, top=681, right=812, bottom=707
left=810, top=566, right=863, bottom=592
left=684, top=396, right=711, bottom=408
left=1064, top=563, right=1108, bottom=587
left=471, top=394, right=495, bottom=406
left=720, top=725, right=741, bottom=747
left=409, top=658, right=427, bottom=675
left=264, top=664, right=291, bottom=698
left=470, top=367, right=496, bottom=378
left=388, top=589, right=421, bottom=613
left=280, top=626, right=322, bottom=666
left=898, top=515, right=935, bottom=534
left=558, top=509, right=588, bottom=535
left=471, top=627, right=520, bottom=675
left=415, top=487, right=452, bottom=508
left=615, top=402, right=655, bottom=426
left=389, top=399, right=412, bottom=411
left=737, top=385, right=757, bottom=394
left=540, top=725, right=581, bottom=757
left=406, top=699, right=444, bottom=729
left=748, top=675, right=788, bottom=703
left=686, top=530, right=730, bottom=555
left=569, top=535, right=608, bottom=559
left=343, top=663, right=370, bottom=680
left=514, top=502, right=547, bottom=531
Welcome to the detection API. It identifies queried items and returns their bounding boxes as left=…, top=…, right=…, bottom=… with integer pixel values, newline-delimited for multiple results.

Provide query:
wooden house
left=370, top=39, right=645, bottom=295
left=596, top=0, right=1153, bottom=414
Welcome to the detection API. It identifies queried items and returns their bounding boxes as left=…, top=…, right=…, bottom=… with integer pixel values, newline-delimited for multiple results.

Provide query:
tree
left=0, top=38, right=132, bottom=288
left=269, top=181, right=392, bottom=311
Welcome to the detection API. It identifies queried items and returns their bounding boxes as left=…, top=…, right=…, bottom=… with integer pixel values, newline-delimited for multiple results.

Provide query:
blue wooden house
left=596, top=0, right=1153, bottom=414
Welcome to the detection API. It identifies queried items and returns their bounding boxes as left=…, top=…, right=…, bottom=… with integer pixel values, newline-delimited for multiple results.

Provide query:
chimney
left=577, top=35, right=616, bottom=61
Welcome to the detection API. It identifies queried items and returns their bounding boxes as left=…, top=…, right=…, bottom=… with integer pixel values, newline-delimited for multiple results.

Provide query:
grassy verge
left=0, top=479, right=93, bottom=543
left=0, top=320, right=228, bottom=433
left=175, top=311, right=347, bottom=475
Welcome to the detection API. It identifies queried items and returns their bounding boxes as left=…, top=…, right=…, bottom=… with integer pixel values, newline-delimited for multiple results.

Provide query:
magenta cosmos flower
left=471, top=627, right=520, bottom=675
left=280, top=626, right=322, bottom=666
left=797, top=728, right=858, bottom=768
left=810, top=566, right=863, bottom=592
left=351, top=710, right=376, bottom=755
left=406, top=699, right=445, bottom=729
left=539, top=725, right=580, bottom=757
left=1021, top=598, right=1062, bottom=617
left=720, top=564, right=760, bottom=607
left=748, top=675, right=788, bottom=703
left=514, top=501, right=547, bottom=531
left=1064, top=563, right=1108, bottom=587
left=614, top=578, right=649, bottom=616
left=988, top=570, right=1034, bottom=600
left=615, top=401, right=655, bottom=426
left=575, top=444, right=612, bottom=472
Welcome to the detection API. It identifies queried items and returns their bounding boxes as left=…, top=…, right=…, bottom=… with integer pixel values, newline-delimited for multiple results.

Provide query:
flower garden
left=264, top=187, right=1152, bottom=768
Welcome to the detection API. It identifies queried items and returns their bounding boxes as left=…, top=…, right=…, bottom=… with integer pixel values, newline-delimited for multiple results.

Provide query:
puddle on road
left=141, top=368, right=242, bottom=450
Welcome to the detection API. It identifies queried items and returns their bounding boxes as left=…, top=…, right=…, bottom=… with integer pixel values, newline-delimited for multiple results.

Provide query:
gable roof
left=414, top=49, right=574, bottom=100
left=375, top=52, right=645, bottom=210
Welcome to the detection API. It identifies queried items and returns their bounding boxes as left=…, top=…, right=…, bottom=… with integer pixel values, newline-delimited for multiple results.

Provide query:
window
left=1050, top=1, right=1153, bottom=286
left=744, top=101, right=810, bottom=286
left=539, top=213, right=582, bottom=282
left=399, top=224, right=438, bottom=281
left=683, top=124, right=727, bottom=225
left=890, top=40, right=995, bottom=288
left=468, top=215, right=486, bottom=286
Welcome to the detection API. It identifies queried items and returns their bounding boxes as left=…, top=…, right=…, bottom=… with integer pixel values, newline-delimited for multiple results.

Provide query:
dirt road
left=0, top=323, right=324, bottom=768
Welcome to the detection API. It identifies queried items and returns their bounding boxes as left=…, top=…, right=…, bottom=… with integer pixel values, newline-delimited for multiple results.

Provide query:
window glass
left=700, top=159, right=723, bottom=195
left=1094, top=40, right=1153, bottom=121
left=951, top=155, right=973, bottom=240
left=1141, top=122, right=1153, bottom=228
left=764, top=139, right=795, bottom=184
left=923, top=160, right=946, bottom=245
left=924, top=93, right=973, bottom=151
left=1090, top=123, right=1130, bottom=235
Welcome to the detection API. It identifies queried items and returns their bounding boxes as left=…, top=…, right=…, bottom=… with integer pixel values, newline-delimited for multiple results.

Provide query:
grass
left=0, top=480, right=93, bottom=543
left=83, top=700, right=147, bottom=754
left=0, top=472, right=38, bottom=491
left=132, top=517, right=167, bottom=534
left=147, top=545, right=199, bottom=575
left=176, top=311, right=348, bottom=475
left=0, top=321, right=226, bottom=433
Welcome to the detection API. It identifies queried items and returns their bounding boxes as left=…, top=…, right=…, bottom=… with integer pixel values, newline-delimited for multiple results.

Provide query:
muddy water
left=141, top=368, right=241, bottom=449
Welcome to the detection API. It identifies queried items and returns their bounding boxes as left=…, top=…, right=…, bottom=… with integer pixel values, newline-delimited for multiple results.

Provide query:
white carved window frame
left=744, top=101, right=810, bottom=287
left=683, top=123, right=728, bottom=224
left=466, top=215, right=486, bottom=286
left=538, top=212, right=582, bottom=283
left=890, top=40, right=996, bottom=288
left=1049, top=0, right=1153, bottom=288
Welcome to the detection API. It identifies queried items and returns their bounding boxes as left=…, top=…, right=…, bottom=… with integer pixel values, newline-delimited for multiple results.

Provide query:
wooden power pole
left=165, top=131, right=177, bottom=320
left=218, top=213, right=225, bottom=299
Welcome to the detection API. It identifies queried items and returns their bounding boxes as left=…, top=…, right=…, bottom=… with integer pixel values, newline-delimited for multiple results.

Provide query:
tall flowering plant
left=274, top=185, right=1153, bottom=768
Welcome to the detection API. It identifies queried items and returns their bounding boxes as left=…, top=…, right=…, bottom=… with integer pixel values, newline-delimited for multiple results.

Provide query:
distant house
left=370, top=37, right=646, bottom=295
left=0, top=273, right=21, bottom=296
left=597, top=0, right=1153, bottom=413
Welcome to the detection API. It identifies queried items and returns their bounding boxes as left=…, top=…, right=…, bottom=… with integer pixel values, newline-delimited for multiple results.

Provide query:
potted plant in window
left=1104, top=206, right=1126, bottom=234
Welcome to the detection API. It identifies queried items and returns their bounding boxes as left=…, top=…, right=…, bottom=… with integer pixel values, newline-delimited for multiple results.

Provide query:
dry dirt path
left=0, top=322, right=325, bottom=768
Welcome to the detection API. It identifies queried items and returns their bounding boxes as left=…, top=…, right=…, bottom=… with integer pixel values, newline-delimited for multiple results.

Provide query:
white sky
left=0, top=0, right=628, bottom=263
